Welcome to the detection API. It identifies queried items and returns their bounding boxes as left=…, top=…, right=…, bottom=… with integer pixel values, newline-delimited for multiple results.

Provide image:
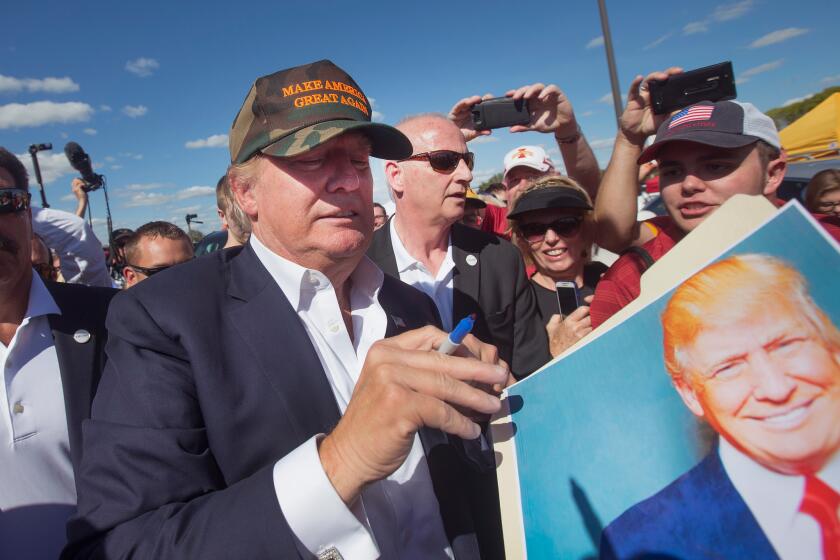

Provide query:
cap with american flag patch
left=638, top=100, right=780, bottom=164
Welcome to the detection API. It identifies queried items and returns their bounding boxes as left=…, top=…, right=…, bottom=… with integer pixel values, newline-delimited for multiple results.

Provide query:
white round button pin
left=73, top=329, right=92, bottom=344
left=466, top=254, right=478, bottom=266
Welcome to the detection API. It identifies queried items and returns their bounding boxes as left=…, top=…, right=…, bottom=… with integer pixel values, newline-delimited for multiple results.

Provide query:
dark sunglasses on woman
left=0, top=188, right=31, bottom=214
left=398, top=150, right=474, bottom=173
left=518, top=216, right=583, bottom=243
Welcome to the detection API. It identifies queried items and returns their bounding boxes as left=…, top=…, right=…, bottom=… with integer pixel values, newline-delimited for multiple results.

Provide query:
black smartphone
left=648, top=61, right=736, bottom=115
left=555, top=281, right=581, bottom=317
left=471, top=97, right=530, bottom=130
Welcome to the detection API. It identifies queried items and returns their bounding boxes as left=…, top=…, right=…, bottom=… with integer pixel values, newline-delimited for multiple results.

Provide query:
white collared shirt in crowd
left=0, top=273, right=76, bottom=558
left=32, top=206, right=112, bottom=288
left=720, top=437, right=840, bottom=560
left=390, top=219, right=455, bottom=332
left=251, top=235, right=453, bottom=560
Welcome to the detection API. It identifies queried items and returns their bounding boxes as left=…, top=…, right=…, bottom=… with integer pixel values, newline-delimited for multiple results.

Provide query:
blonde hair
left=661, top=253, right=840, bottom=381
left=507, top=175, right=594, bottom=264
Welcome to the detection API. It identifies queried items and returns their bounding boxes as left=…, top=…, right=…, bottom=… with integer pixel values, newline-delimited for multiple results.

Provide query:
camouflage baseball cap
left=229, top=59, right=412, bottom=164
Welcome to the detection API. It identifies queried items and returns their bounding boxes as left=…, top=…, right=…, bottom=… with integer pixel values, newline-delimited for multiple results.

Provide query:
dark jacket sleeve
left=63, top=291, right=304, bottom=559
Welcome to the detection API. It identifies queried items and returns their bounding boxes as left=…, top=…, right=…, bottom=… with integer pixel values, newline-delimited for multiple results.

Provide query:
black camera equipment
left=28, top=143, right=53, bottom=207
left=185, top=213, right=203, bottom=235
left=64, top=142, right=104, bottom=192
left=63, top=141, right=115, bottom=261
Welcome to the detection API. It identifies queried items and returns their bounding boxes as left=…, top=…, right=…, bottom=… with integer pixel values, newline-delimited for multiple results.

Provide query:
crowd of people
left=1, top=57, right=839, bottom=559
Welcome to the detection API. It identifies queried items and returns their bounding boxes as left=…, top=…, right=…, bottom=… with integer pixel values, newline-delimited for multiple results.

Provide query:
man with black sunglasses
left=0, top=147, right=115, bottom=558
left=121, top=220, right=194, bottom=288
left=371, top=113, right=551, bottom=380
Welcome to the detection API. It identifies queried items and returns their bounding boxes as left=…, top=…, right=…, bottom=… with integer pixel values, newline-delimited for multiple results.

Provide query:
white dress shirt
left=0, top=273, right=76, bottom=558
left=720, top=438, right=840, bottom=560
left=390, top=219, right=455, bottom=332
left=32, top=206, right=112, bottom=287
left=251, top=236, right=453, bottom=560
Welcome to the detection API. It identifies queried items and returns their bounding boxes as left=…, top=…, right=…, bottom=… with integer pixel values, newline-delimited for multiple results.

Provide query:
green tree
left=475, top=172, right=504, bottom=192
left=188, top=229, right=205, bottom=244
left=766, top=86, right=840, bottom=129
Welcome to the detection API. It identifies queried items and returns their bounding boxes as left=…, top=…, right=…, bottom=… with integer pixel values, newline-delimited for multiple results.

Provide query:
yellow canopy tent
left=780, top=93, right=840, bottom=161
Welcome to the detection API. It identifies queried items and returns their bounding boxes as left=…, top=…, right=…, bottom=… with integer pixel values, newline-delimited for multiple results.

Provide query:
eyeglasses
left=817, top=200, right=840, bottom=211
left=33, top=262, right=60, bottom=281
left=0, top=188, right=31, bottom=214
left=124, top=263, right=177, bottom=277
left=399, top=150, right=475, bottom=173
left=518, top=216, right=583, bottom=243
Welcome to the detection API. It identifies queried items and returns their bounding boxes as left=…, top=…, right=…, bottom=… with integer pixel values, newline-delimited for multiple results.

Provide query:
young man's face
left=657, top=141, right=782, bottom=233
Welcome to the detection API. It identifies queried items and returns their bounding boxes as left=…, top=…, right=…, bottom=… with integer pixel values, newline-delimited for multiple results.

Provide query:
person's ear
left=123, top=267, right=138, bottom=288
left=385, top=161, right=405, bottom=196
left=229, top=171, right=259, bottom=220
left=763, top=149, right=787, bottom=197
left=672, top=374, right=705, bottom=418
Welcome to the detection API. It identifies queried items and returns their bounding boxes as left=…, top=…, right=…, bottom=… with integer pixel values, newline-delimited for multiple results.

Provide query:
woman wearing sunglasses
left=507, top=176, right=607, bottom=357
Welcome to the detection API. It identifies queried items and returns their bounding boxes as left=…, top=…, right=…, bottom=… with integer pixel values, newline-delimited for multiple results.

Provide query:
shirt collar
left=719, top=437, right=840, bottom=533
left=389, top=219, right=454, bottom=277
left=26, top=273, right=61, bottom=322
left=249, top=233, right=384, bottom=312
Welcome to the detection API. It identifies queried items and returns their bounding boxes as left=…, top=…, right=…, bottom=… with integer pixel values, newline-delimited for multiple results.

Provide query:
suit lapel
left=48, top=296, right=101, bottom=470
left=451, top=224, right=481, bottom=327
left=368, top=217, right=399, bottom=278
left=226, top=245, right=342, bottom=437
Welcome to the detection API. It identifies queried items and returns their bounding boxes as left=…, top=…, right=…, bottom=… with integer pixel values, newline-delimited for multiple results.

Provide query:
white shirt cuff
left=273, top=435, right=380, bottom=559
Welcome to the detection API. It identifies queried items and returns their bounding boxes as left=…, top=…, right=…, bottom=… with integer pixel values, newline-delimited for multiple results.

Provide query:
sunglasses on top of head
left=398, top=150, right=474, bottom=173
left=0, top=188, right=31, bottom=215
left=518, top=216, right=583, bottom=243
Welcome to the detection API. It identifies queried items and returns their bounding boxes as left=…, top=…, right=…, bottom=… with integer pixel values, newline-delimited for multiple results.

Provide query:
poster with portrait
left=491, top=197, right=840, bottom=559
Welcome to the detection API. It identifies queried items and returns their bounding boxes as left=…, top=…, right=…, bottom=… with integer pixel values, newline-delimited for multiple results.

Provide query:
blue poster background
left=506, top=204, right=840, bottom=559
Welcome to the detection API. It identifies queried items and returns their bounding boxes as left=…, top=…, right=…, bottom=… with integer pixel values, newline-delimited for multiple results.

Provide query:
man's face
left=0, top=168, right=32, bottom=292
left=394, top=118, right=472, bottom=226
left=675, top=302, right=840, bottom=474
left=657, top=142, right=778, bottom=233
left=373, top=206, right=387, bottom=230
left=243, top=132, right=374, bottom=270
left=124, top=236, right=194, bottom=287
left=504, top=167, right=545, bottom=201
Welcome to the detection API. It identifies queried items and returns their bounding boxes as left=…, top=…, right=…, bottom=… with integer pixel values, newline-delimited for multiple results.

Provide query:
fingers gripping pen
left=437, top=314, right=476, bottom=355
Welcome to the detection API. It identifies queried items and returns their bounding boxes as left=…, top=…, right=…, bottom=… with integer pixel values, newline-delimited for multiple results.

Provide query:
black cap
left=507, top=186, right=592, bottom=219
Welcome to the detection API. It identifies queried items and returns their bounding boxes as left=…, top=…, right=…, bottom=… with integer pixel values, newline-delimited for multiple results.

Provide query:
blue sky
left=2, top=0, right=838, bottom=243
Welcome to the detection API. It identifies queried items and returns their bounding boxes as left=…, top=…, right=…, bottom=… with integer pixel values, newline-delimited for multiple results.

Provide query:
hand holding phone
left=555, top=281, right=581, bottom=317
left=471, top=97, right=531, bottom=130
left=647, top=61, right=736, bottom=115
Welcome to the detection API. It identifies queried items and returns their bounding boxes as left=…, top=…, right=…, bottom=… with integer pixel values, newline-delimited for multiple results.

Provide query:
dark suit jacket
left=64, top=245, right=499, bottom=559
left=46, top=281, right=117, bottom=476
left=600, top=450, right=780, bottom=560
left=367, top=221, right=550, bottom=380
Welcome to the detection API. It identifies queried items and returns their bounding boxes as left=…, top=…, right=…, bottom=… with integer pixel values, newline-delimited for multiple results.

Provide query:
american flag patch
left=669, top=105, right=715, bottom=129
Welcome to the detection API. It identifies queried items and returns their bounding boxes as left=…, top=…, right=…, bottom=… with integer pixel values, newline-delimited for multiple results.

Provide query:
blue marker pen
left=438, top=314, right=476, bottom=355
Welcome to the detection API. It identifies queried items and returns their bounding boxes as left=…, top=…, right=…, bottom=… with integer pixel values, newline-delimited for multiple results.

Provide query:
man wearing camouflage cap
left=67, top=60, right=508, bottom=560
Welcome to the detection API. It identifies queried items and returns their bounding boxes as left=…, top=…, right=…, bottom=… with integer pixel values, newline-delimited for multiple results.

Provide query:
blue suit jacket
left=600, top=450, right=780, bottom=560
left=64, top=245, right=494, bottom=559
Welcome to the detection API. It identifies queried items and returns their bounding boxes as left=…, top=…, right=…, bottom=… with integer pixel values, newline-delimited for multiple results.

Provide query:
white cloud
left=0, top=74, right=80, bottom=94
left=470, top=135, right=499, bottom=144
left=683, top=21, right=709, bottom=35
left=104, top=156, right=115, bottom=162
left=782, top=93, right=815, bottom=107
left=119, top=152, right=143, bottom=160
left=118, top=182, right=164, bottom=193
left=83, top=128, right=97, bottom=135
left=111, top=164, right=123, bottom=170
left=125, top=57, right=160, bottom=78
left=643, top=32, right=673, bottom=51
left=122, top=104, right=148, bottom=118
left=822, top=74, right=840, bottom=84
left=0, top=100, right=93, bottom=129
left=749, top=27, right=809, bottom=48
left=683, top=0, right=753, bottom=35
left=185, top=133, right=228, bottom=149
left=60, top=193, right=76, bottom=202
left=579, top=110, right=596, bottom=117
left=586, top=36, right=604, bottom=49
left=589, top=137, right=616, bottom=150
left=712, top=0, right=753, bottom=21
left=598, top=92, right=625, bottom=105
left=16, top=151, right=75, bottom=185
left=122, top=185, right=214, bottom=208
left=371, top=111, right=384, bottom=122
left=736, top=59, right=784, bottom=84
left=99, top=104, right=112, bottom=112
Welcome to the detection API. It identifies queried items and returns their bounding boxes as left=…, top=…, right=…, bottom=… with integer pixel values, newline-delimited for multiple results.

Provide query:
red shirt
left=590, top=209, right=840, bottom=328
left=481, top=204, right=511, bottom=239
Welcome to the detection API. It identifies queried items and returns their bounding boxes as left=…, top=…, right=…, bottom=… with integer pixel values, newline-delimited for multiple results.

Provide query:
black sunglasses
left=518, top=216, right=583, bottom=242
left=0, top=188, right=31, bottom=214
left=399, top=150, right=475, bottom=173
left=124, top=263, right=176, bottom=277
